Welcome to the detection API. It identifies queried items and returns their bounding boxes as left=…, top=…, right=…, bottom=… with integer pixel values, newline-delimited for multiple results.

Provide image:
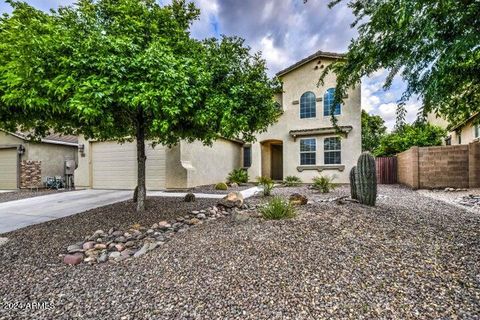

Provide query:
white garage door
left=91, top=141, right=166, bottom=190
left=0, top=148, right=18, bottom=189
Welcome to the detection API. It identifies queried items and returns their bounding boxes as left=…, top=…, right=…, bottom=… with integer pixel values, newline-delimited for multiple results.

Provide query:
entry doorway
left=260, top=140, right=283, bottom=181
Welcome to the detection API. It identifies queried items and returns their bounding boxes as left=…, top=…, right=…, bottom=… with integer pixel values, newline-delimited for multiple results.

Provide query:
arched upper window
left=324, top=88, right=341, bottom=116
left=300, top=91, right=316, bottom=119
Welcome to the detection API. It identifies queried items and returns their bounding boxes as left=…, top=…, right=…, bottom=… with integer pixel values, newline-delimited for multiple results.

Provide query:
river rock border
left=62, top=205, right=235, bottom=265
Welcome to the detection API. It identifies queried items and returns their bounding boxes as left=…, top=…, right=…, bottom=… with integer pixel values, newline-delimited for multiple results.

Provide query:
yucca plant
left=283, top=175, right=302, bottom=187
left=227, top=168, right=249, bottom=184
left=257, top=176, right=275, bottom=196
left=312, top=175, right=336, bottom=193
left=260, top=196, right=296, bottom=220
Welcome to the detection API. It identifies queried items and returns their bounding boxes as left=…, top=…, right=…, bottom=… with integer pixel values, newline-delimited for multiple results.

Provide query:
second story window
left=324, top=88, right=341, bottom=116
left=300, top=91, right=316, bottom=119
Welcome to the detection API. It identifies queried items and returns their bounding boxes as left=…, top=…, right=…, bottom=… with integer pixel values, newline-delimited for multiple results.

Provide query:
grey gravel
left=0, top=186, right=479, bottom=319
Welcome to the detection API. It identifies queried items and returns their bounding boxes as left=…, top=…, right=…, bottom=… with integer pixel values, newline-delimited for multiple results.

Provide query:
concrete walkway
left=0, top=187, right=262, bottom=234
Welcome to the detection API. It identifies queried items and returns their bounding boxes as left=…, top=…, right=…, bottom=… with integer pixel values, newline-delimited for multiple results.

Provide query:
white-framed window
left=300, top=92, right=316, bottom=119
left=324, top=137, right=341, bottom=165
left=323, top=88, right=341, bottom=116
left=300, top=138, right=316, bottom=165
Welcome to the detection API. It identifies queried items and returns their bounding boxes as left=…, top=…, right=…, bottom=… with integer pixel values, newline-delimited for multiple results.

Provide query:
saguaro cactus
left=349, top=166, right=358, bottom=200
left=356, top=152, right=377, bottom=206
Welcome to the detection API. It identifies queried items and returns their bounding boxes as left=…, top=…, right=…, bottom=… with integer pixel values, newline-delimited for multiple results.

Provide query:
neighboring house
left=244, top=50, right=361, bottom=184
left=427, top=112, right=480, bottom=145
left=0, top=130, right=78, bottom=189
left=75, top=50, right=361, bottom=190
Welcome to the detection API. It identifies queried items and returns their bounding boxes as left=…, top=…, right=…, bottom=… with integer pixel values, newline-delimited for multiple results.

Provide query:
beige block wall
left=247, top=57, right=361, bottom=184
left=397, top=144, right=477, bottom=189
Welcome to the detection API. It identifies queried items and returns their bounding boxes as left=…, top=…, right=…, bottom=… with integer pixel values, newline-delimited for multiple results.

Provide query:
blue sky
left=0, top=0, right=421, bottom=130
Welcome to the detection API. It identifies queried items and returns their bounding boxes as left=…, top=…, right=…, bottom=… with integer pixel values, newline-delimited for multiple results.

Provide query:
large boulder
left=218, top=192, right=244, bottom=208
left=289, top=193, right=308, bottom=205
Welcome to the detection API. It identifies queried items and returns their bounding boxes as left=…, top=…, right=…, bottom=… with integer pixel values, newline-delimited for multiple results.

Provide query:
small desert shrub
left=312, top=176, right=336, bottom=193
left=257, top=176, right=275, bottom=196
left=227, top=168, right=249, bottom=184
left=214, top=182, right=228, bottom=190
left=283, top=175, right=302, bottom=187
left=260, top=196, right=296, bottom=220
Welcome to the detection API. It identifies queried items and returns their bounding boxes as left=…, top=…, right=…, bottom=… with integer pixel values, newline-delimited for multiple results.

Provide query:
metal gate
left=376, top=157, right=397, bottom=184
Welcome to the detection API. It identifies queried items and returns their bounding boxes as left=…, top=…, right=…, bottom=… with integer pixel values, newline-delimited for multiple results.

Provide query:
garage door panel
left=0, top=148, right=17, bottom=189
left=91, top=142, right=165, bottom=190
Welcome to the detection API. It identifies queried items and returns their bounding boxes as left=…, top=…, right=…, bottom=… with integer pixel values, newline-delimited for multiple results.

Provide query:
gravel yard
left=0, top=189, right=70, bottom=204
left=190, top=183, right=255, bottom=194
left=419, top=188, right=480, bottom=214
left=0, top=185, right=479, bottom=319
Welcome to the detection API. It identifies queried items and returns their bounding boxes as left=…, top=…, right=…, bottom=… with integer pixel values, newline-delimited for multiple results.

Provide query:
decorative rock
left=112, top=230, right=123, bottom=237
left=125, top=241, right=135, bottom=248
left=109, top=251, right=121, bottom=260
left=230, top=182, right=239, bottom=188
left=67, top=244, right=82, bottom=253
left=192, top=210, right=200, bottom=214
left=84, top=257, right=96, bottom=263
left=158, top=221, right=171, bottom=230
left=146, top=229, right=154, bottom=234
left=121, top=249, right=134, bottom=258
left=218, top=192, right=244, bottom=208
left=97, top=252, right=108, bottom=263
left=151, top=223, right=159, bottom=229
left=94, top=243, right=107, bottom=250
left=115, top=244, right=125, bottom=252
left=289, top=193, right=308, bottom=205
left=83, top=241, right=95, bottom=250
left=187, top=218, right=201, bottom=225
left=176, top=217, right=185, bottom=222
left=134, top=244, right=149, bottom=258
left=197, top=213, right=206, bottom=220
left=115, top=236, right=126, bottom=243
left=184, top=193, right=196, bottom=202
left=63, top=253, right=83, bottom=265
left=85, top=249, right=99, bottom=257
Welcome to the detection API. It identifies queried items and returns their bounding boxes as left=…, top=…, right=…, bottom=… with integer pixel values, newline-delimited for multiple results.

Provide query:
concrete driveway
left=0, top=187, right=261, bottom=234
left=0, top=189, right=132, bottom=234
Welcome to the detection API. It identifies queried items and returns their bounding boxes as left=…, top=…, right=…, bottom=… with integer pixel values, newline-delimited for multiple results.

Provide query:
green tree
left=314, top=0, right=479, bottom=126
left=0, top=0, right=280, bottom=211
left=373, top=122, right=446, bottom=157
left=361, top=110, right=387, bottom=152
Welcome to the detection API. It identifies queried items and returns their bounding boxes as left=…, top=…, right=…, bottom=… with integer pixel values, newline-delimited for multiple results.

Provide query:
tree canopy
left=0, top=0, right=281, bottom=211
left=316, top=0, right=480, bottom=125
left=373, top=122, right=446, bottom=157
left=361, top=110, right=386, bottom=152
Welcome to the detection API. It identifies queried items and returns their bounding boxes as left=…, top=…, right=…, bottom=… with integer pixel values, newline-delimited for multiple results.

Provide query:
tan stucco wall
left=76, top=135, right=242, bottom=189
left=24, top=142, right=77, bottom=183
left=0, top=131, right=23, bottom=145
left=179, top=138, right=242, bottom=188
left=247, top=57, right=361, bottom=184
left=450, top=118, right=479, bottom=145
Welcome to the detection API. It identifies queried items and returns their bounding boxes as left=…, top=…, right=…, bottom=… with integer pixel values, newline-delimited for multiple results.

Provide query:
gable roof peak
left=276, top=50, right=345, bottom=77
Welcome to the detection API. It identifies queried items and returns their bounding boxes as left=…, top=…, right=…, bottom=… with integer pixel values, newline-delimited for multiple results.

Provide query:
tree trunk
left=136, top=109, right=147, bottom=212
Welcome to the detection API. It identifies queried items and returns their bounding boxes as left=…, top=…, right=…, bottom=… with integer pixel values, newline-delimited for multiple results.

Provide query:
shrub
left=283, top=175, right=302, bottom=187
left=257, top=176, right=275, bottom=196
left=214, top=182, right=228, bottom=190
left=312, top=176, right=336, bottom=193
left=260, top=196, right=296, bottom=220
left=227, top=168, right=249, bottom=184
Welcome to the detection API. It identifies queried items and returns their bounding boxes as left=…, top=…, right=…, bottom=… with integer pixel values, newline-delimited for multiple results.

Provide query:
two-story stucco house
left=243, top=50, right=361, bottom=184
left=427, top=112, right=479, bottom=145
left=75, top=50, right=361, bottom=189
